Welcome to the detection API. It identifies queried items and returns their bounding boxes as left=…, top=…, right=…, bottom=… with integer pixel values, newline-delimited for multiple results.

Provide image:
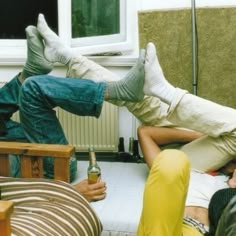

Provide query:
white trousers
left=67, top=56, right=236, bottom=172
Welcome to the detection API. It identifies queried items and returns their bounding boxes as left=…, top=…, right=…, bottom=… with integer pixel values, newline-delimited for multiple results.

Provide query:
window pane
left=72, top=0, right=120, bottom=38
left=0, top=0, right=58, bottom=39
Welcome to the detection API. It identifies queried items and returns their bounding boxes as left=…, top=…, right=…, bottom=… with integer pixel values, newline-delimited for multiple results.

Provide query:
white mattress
left=73, top=161, right=149, bottom=236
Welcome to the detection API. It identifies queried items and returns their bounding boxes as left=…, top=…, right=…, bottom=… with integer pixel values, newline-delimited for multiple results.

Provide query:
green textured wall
left=139, top=8, right=236, bottom=108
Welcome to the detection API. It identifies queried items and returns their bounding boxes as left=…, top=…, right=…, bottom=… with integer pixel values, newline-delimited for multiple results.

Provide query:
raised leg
left=137, top=150, right=190, bottom=236
left=143, top=42, right=236, bottom=172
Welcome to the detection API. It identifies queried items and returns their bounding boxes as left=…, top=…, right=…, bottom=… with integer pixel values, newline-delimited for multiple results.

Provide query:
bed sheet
left=73, top=161, right=149, bottom=236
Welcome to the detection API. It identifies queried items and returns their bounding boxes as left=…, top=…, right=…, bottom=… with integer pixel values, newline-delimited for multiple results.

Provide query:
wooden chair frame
left=0, top=141, right=75, bottom=235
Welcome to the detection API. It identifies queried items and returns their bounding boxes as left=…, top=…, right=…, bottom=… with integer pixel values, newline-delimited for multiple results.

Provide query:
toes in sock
left=22, top=25, right=53, bottom=79
left=144, top=42, right=175, bottom=104
left=106, top=49, right=145, bottom=102
left=37, top=13, right=73, bottom=65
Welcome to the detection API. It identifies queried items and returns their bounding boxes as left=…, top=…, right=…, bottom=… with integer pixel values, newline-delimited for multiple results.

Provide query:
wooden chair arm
left=0, top=200, right=13, bottom=236
left=0, top=141, right=75, bottom=183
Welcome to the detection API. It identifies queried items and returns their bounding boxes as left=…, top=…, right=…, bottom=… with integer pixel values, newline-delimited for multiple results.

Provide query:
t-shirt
left=185, top=171, right=229, bottom=209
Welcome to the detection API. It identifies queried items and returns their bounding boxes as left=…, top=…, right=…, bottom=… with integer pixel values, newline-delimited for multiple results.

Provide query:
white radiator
left=58, top=102, right=118, bottom=151
left=12, top=102, right=118, bottom=152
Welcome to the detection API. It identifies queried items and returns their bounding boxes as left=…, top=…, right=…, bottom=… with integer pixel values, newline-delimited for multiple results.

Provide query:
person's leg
left=19, top=75, right=106, bottom=144
left=37, top=14, right=145, bottom=103
left=144, top=42, right=236, bottom=172
left=20, top=25, right=53, bottom=80
left=19, top=68, right=146, bottom=179
left=0, top=25, right=54, bottom=136
left=0, top=76, right=29, bottom=142
left=0, top=75, right=21, bottom=123
left=66, top=54, right=173, bottom=125
left=137, top=149, right=190, bottom=236
left=19, top=69, right=145, bottom=142
left=36, top=13, right=172, bottom=127
left=0, top=25, right=54, bottom=177
left=0, top=25, right=53, bottom=118
left=18, top=76, right=105, bottom=180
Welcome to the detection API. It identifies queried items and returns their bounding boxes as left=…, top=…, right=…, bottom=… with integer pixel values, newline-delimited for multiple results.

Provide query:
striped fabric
left=0, top=177, right=102, bottom=236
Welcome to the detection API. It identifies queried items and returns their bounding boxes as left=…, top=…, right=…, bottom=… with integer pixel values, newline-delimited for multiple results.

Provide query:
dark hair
left=208, top=188, right=236, bottom=235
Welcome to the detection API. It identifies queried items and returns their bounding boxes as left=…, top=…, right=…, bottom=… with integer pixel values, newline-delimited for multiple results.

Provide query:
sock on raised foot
left=37, top=13, right=73, bottom=65
left=106, top=49, right=145, bottom=102
left=143, top=42, right=175, bottom=104
left=21, top=25, right=53, bottom=80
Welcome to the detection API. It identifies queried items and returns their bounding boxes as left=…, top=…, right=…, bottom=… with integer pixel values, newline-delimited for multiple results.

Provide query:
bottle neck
left=89, top=152, right=97, bottom=166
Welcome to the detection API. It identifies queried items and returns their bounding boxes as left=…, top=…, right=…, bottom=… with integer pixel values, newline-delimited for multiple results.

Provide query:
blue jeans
left=0, top=74, right=26, bottom=141
left=0, top=75, right=26, bottom=140
left=0, top=75, right=27, bottom=177
left=1, top=75, right=106, bottom=181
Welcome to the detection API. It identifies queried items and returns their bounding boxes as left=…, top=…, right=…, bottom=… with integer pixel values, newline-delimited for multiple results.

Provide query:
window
left=0, top=0, right=136, bottom=62
left=70, top=0, right=129, bottom=54
left=60, top=0, right=136, bottom=55
left=0, top=0, right=58, bottom=39
left=0, top=0, right=58, bottom=62
left=72, top=0, right=120, bottom=38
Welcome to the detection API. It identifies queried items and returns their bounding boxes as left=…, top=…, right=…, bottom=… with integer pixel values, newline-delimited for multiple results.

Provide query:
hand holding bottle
left=73, top=179, right=107, bottom=202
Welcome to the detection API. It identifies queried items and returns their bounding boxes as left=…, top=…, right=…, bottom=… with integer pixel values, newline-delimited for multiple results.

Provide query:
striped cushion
left=0, top=177, right=102, bottom=236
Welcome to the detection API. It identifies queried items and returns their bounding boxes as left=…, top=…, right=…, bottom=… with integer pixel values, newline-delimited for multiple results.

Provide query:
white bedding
left=73, top=161, right=149, bottom=236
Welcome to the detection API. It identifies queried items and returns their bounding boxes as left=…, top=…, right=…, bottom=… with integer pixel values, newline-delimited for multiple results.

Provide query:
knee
left=20, top=76, right=39, bottom=96
left=157, top=149, right=190, bottom=169
left=227, top=129, right=236, bottom=156
left=19, top=76, right=45, bottom=111
left=21, top=75, right=46, bottom=90
left=151, top=149, right=190, bottom=181
left=20, top=75, right=49, bottom=101
left=137, top=125, right=151, bottom=139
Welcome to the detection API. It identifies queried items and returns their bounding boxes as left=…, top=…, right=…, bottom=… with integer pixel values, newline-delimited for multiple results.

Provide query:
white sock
left=37, top=13, right=73, bottom=65
left=143, top=42, right=175, bottom=104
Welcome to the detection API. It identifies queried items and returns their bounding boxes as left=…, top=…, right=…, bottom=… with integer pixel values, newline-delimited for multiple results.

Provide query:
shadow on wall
left=139, top=7, right=236, bottom=108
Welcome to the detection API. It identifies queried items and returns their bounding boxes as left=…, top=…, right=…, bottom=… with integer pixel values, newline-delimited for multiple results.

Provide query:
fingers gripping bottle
left=87, top=146, right=101, bottom=184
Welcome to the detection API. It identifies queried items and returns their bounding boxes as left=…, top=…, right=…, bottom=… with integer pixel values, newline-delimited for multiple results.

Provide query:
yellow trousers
left=137, top=150, right=202, bottom=236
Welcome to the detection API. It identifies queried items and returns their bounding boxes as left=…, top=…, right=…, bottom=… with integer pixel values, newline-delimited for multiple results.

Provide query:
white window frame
left=0, top=0, right=138, bottom=65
